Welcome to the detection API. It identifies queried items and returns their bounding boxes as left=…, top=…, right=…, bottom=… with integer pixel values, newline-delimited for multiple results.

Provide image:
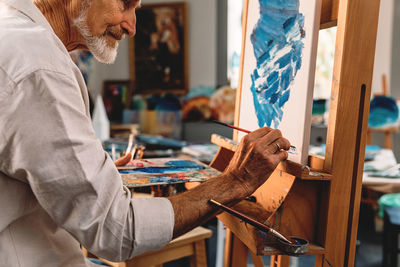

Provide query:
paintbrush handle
left=212, top=120, right=296, bottom=149
left=209, top=199, right=292, bottom=244
left=212, top=120, right=251, bottom=133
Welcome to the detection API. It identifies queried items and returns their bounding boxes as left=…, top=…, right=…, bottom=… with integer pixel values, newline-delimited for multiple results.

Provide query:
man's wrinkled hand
left=225, top=127, right=291, bottom=196
left=114, top=153, right=132, bottom=167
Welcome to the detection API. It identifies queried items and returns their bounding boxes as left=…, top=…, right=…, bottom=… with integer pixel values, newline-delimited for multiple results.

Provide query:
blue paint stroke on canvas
left=250, top=0, right=305, bottom=128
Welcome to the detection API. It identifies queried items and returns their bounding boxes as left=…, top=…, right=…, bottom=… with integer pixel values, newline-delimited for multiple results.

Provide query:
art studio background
left=70, top=0, right=400, bottom=266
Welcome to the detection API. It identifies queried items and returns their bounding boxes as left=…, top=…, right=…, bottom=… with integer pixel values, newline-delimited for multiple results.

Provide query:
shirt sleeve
left=0, top=69, right=174, bottom=261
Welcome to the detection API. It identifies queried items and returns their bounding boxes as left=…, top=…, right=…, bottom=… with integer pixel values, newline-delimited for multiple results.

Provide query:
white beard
left=73, top=7, right=118, bottom=64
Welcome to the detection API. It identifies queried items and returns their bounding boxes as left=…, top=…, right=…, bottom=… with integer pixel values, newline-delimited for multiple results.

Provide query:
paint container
left=276, top=236, right=309, bottom=256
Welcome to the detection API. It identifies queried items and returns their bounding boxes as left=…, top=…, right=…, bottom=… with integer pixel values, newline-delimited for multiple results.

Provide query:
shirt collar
left=1, top=0, right=72, bottom=56
left=1, top=0, right=55, bottom=33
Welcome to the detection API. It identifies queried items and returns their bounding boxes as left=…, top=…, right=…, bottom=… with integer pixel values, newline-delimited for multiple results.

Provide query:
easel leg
left=270, top=255, right=290, bottom=267
left=315, top=254, right=325, bottom=267
left=223, top=229, right=233, bottom=267
left=224, top=229, right=249, bottom=267
left=249, top=251, right=264, bottom=267
left=190, top=240, right=208, bottom=267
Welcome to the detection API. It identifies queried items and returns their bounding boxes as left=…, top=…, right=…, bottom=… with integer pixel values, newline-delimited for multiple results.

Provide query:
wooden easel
left=209, top=0, right=381, bottom=266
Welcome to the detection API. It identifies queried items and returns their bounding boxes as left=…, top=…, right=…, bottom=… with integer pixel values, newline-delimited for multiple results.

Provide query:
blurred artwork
left=210, top=86, right=236, bottom=123
left=131, top=3, right=188, bottom=94
left=181, top=96, right=211, bottom=122
left=102, top=80, right=131, bottom=123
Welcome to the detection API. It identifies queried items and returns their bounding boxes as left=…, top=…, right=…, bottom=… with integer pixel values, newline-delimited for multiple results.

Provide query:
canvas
left=236, top=0, right=321, bottom=164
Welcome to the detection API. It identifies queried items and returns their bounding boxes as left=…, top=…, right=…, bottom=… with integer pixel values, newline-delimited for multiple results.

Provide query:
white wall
left=88, top=0, right=217, bottom=98
left=371, top=0, right=394, bottom=95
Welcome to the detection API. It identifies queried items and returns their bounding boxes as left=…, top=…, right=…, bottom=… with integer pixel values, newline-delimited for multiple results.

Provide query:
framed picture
left=235, top=0, right=321, bottom=164
left=102, top=80, right=132, bottom=123
left=129, top=2, right=188, bottom=94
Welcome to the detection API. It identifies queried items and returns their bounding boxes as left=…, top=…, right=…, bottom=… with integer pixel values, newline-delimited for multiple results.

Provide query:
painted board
left=119, top=158, right=220, bottom=187
left=236, top=0, right=321, bottom=164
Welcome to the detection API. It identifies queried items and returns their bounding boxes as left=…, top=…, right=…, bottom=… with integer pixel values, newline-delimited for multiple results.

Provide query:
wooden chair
left=83, top=226, right=212, bottom=267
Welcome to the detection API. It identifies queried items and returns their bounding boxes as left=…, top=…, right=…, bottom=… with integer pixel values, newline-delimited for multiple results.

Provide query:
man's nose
left=121, top=10, right=136, bottom=37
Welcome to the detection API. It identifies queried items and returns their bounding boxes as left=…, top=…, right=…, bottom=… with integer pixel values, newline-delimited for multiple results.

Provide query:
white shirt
left=0, top=0, right=174, bottom=266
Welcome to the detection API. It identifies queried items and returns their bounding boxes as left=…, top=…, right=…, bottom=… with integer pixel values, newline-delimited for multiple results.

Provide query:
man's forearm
left=168, top=127, right=291, bottom=238
left=167, top=172, right=248, bottom=238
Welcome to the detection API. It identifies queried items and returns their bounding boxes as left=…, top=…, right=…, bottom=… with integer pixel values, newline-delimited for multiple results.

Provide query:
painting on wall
left=235, top=0, right=321, bottom=164
left=130, top=2, right=188, bottom=95
left=102, top=80, right=132, bottom=123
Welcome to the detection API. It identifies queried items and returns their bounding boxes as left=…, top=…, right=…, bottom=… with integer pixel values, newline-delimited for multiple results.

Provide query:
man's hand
left=168, top=127, right=290, bottom=238
left=114, top=153, right=132, bottom=167
left=224, top=127, right=291, bottom=196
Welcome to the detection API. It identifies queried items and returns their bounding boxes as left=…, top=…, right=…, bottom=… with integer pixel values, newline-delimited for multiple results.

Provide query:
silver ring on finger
left=275, top=143, right=281, bottom=153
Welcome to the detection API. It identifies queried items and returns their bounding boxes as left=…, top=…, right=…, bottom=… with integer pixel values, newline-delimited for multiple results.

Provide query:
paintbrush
left=209, top=199, right=294, bottom=244
left=130, top=144, right=138, bottom=161
left=111, top=143, right=116, bottom=161
left=126, top=134, right=134, bottom=156
left=212, top=120, right=251, bottom=133
left=212, top=120, right=296, bottom=149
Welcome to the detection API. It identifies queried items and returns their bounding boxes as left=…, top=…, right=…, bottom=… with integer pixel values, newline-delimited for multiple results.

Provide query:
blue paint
left=165, top=160, right=203, bottom=168
left=250, top=0, right=305, bottom=128
left=368, top=96, right=399, bottom=129
left=119, top=160, right=205, bottom=174
left=149, top=177, right=185, bottom=183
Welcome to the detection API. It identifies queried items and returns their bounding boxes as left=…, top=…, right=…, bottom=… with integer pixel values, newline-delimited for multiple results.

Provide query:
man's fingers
left=114, top=152, right=132, bottom=166
left=263, top=136, right=291, bottom=154
left=261, top=129, right=283, bottom=145
left=275, top=137, right=291, bottom=151
left=275, top=150, right=289, bottom=161
left=247, top=126, right=274, bottom=139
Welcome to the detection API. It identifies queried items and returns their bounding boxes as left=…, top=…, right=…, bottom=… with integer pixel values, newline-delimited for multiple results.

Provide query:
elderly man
left=0, top=0, right=291, bottom=266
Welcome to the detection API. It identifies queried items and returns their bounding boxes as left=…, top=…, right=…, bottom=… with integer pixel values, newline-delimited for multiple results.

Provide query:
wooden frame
left=211, top=0, right=381, bottom=266
left=129, top=2, right=188, bottom=95
left=102, top=80, right=132, bottom=123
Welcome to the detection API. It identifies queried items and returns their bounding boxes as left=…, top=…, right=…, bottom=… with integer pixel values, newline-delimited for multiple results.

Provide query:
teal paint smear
left=250, top=0, right=305, bottom=128
left=165, top=160, right=203, bottom=168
